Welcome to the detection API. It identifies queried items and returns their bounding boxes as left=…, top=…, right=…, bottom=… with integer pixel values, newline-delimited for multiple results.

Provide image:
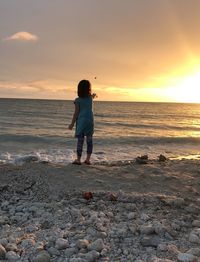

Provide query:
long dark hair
left=77, top=80, right=91, bottom=98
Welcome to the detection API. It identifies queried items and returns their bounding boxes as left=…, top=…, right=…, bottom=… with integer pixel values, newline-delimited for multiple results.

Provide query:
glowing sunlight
left=165, top=71, right=200, bottom=103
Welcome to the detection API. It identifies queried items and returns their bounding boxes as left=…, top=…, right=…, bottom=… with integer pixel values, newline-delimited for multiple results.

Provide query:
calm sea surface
left=0, top=98, right=200, bottom=164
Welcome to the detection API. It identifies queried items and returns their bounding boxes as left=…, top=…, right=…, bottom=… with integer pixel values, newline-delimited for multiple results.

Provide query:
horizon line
left=0, top=96, right=200, bottom=104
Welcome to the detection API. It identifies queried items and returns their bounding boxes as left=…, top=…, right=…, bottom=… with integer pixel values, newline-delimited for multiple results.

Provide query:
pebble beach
left=1, top=158, right=200, bottom=261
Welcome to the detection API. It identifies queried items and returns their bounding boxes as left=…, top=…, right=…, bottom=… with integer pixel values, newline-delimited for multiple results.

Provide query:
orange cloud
left=3, top=31, right=38, bottom=42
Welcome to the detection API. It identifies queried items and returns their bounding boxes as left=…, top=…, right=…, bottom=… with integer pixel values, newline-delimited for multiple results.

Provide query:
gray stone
left=47, top=247, right=60, bottom=256
left=85, top=250, right=100, bottom=262
left=173, top=198, right=185, bottom=207
left=150, top=257, right=175, bottom=262
left=76, top=239, right=89, bottom=249
left=0, top=215, right=9, bottom=225
left=5, top=251, right=20, bottom=261
left=192, top=220, right=200, bottom=227
left=127, top=212, right=136, bottom=220
left=6, top=243, right=18, bottom=252
left=157, top=243, right=168, bottom=251
left=187, top=247, right=200, bottom=256
left=64, top=247, right=77, bottom=257
left=177, top=253, right=196, bottom=262
left=34, top=251, right=51, bottom=262
left=0, top=244, right=6, bottom=259
left=25, top=224, right=39, bottom=233
left=0, top=238, right=8, bottom=247
left=35, top=242, right=44, bottom=251
left=88, top=239, right=104, bottom=252
left=21, top=238, right=36, bottom=248
left=55, top=238, right=69, bottom=250
left=140, top=235, right=161, bottom=247
left=140, top=225, right=155, bottom=235
left=189, top=233, right=200, bottom=243
left=154, top=222, right=167, bottom=235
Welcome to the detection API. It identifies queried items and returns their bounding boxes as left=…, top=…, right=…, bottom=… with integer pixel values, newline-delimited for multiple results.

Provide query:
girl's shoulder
left=74, top=97, right=80, bottom=104
left=74, top=96, right=92, bottom=103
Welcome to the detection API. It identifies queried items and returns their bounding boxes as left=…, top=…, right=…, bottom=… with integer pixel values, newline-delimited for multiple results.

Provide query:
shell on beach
left=109, top=193, right=118, bottom=202
left=83, top=191, right=93, bottom=200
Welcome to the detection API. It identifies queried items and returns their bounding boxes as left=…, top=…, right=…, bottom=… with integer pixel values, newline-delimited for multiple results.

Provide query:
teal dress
left=74, top=96, right=94, bottom=137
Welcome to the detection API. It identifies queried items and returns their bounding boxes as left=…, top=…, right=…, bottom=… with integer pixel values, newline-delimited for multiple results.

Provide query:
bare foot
left=72, top=159, right=81, bottom=165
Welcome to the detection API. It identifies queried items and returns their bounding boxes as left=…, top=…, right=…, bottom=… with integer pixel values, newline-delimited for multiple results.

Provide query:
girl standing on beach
left=68, top=80, right=96, bottom=165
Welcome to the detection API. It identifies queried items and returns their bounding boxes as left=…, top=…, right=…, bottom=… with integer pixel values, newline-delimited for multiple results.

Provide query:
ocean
left=0, top=98, right=200, bottom=164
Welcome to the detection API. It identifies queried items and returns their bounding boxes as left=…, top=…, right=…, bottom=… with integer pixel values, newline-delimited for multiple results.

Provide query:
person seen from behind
left=68, top=80, right=96, bottom=165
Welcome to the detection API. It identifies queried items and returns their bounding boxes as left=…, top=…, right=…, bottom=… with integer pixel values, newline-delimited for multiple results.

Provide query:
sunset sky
left=1, top=0, right=200, bottom=102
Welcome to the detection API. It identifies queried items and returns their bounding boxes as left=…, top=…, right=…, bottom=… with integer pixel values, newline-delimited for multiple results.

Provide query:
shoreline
left=1, top=158, right=200, bottom=197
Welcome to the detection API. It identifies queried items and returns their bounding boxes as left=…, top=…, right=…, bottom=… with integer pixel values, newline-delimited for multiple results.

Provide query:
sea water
left=0, top=98, right=200, bottom=164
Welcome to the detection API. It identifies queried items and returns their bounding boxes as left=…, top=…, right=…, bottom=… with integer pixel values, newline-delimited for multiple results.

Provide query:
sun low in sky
left=0, top=0, right=200, bottom=103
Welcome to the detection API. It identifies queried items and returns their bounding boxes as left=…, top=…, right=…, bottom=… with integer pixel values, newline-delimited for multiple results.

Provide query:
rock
left=34, top=251, right=50, bottom=262
left=136, top=156, right=148, bottom=164
left=109, top=193, right=118, bottom=201
left=0, top=215, right=9, bottom=225
left=25, top=224, right=39, bottom=233
left=127, top=212, right=136, bottom=220
left=76, top=239, right=89, bottom=249
left=85, top=250, right=100, bottom=262
left=47, top=247, right=60, bottom=256
left=140, top=154, right=148, bottom=160
left=19, top=155, right=39, bottom=163
left=6, top=243, right=18, bottom=252
left=150, top=257, right=175, bottom=262
left=40, top=220, right=53, bottom=229
left=173, top=198, right=185, bottom=207
left=21, top=238, right=36, bottom=249
left=154, top=222, right=167, bottom=235
left=157, top=243, right=168, bottom=251
left=0, top=238, right=8, bottom=247
left=83, top=192, right=93, bottom=200
left=187, top=247, right=200, bottom=256
left=140, top=225, right=155, bottom=235
left=88, top=239, right=104, bottom=252
left=167, top=244, right=179, bottom=255
left=5, top=251, right=20, bottom=261
left=177, top=253, right=196, bottom=262
left=140, top=213, right=150, bottom=221
left=189, top=233, right=200, bottom=243
left=192, top=220, right=200, bottom=227
left=0, top=244, right=6, bottom=259
left=185, top=205, right=200, bottom=214
left=129, top=225, right=137, bottom=234
left=35, top=244, right=44, bottom=252
left=140, top=235, right=161, bottom=247
left=158, top=154, right=167, bottom=162
left=64, top=247, right=77, bottom=257
left=101, top=248, right=108, bottom=256
left=69, top=258, right=83, bottom=262
left=55, top=238, right=69, bottom=250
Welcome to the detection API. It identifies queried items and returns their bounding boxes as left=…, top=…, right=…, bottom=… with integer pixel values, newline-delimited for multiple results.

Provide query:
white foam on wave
left=0, top=149, right=75, bottom=165
left=0, top=142, right=200, bottom=165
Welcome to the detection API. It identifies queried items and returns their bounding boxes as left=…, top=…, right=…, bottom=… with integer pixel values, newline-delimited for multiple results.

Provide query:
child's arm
left=68, top=103, right=79, bottom=130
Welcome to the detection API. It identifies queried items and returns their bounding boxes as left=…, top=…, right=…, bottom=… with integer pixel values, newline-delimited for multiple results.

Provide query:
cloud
left=3, top=31, right=38, bottom=42
left=0, top=80, right=70, bottom=99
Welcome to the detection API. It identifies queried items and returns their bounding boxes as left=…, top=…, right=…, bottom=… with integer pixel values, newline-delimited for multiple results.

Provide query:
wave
left=0, top=149, right=74, bottom=165
left=0, top=134, right=68, bottom=144
left=97, top=122, right=200, bottom=132
left=1, top=133, right=200, bottom=146
left=95, top=136, right=200, bottom=145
